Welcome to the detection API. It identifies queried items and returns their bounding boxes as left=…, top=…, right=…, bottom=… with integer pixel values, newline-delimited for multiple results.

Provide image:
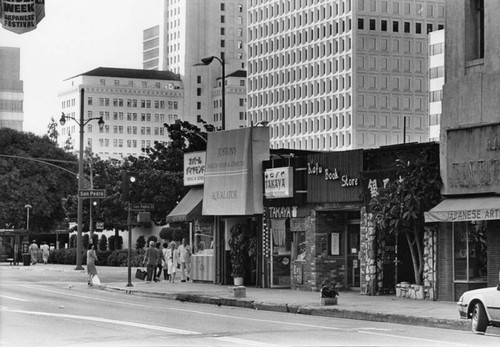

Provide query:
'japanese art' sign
left=0, top=0, right=45, bottom=34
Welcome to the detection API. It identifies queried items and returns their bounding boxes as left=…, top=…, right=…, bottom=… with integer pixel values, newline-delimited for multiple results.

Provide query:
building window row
left=98, top=79, right=169, bottom=89
left=249, top=1, right=352, bottom=27
left=249, top=19, right=351, bottom=46
left=358, top=18, right=444, bottom=34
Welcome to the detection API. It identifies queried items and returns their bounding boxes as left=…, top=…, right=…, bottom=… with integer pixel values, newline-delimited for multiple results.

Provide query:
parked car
left=457, top=284, right=500, bottom=334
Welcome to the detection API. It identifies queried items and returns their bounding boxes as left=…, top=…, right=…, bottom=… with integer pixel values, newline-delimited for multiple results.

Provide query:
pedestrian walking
left=162, top=242, right=170, bottom=281
left=40, top=241, right=50, bottom=264
left=87, top=243, right=98, bottom=286
left=178, top=238, right=192, bottom=282
left=154, top=242, right=163, bottom=282
left=143, top=241, right=159, bottom=283
left=166, top=241, right=179, bottom=283
left=29, top=240, right=39, bottom=265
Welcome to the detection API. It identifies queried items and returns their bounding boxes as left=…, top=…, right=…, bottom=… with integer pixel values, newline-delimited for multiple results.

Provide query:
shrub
left=69, top=234, right=77, bottom=248
left=146, top=235, right=158, bottom=245
left=136, top=235, right=146, bottom=249
left=49, top=248, right=77, bottom=265
left=83, top=234, right=90, bottom=249
left=108, top=236, right=116, bottom=251
left=91, top=233, right=99, bottom=246
left=98, top=235, right=108, bottom=251
left=107, top=249, right=145, bottom=267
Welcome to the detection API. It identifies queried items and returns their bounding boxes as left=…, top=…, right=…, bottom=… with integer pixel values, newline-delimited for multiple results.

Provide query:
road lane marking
left=20, top=285, right=466, bottom=346
left=0, top=307, right=275, bottom=347
left=0, top=295, right=29, bottom=302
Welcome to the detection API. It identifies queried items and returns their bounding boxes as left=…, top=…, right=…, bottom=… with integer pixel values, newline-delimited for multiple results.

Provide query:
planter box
left=320, top=297, right=338, bottom=306
left=231, top=286, right=246, bottom=298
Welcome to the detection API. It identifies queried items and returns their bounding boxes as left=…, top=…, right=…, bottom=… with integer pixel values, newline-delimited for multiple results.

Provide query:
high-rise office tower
left=143, top=25, right=164, bottom=71
left=0, top=47, right=24, bottom=131
left=428, top=29, right=444, bottom=142
left=248, top=0, right=445, bottom=150
left=163, top=0, right=248, bottom=130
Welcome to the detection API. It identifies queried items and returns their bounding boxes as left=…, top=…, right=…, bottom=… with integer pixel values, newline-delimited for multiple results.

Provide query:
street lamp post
left=201, top=56, right=225, bottom=131
left=25, top=204, right=32, bottom=230
left=60, top=88, right=104, bottom=270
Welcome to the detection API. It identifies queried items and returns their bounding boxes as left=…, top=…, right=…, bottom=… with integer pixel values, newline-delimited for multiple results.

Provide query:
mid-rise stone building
left=57, top=67, right=183, bottom=160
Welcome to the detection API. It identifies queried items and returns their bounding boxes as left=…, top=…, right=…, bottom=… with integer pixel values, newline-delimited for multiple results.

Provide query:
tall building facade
left=0, top=47, right=24, bottom=131
left=143, top=25, right=164, bottom=71
left=428, top=29, right=444, bottom=142
left=57, top=67, right=183, bottom=161
left=248, top=0, right=445, bottom=150
left=163, top=0, right=248, bottom=129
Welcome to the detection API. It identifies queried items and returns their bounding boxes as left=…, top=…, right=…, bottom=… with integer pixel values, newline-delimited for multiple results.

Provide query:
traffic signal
left=121, top=172, right=136, bottom=201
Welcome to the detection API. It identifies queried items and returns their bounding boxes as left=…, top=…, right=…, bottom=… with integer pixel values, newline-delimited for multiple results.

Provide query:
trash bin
left=22, top=253, right=30, bottom=266
left=21, top=241, right=30, bottom=266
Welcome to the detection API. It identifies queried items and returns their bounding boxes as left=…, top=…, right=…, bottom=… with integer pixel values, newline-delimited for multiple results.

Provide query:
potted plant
left=320, top=279, right=339, bottom=305
left=228, top=223, right=248, bottom=286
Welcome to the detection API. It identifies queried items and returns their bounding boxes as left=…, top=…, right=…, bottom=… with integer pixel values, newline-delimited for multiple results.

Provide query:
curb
left=101, top=285, right=469, bottom=331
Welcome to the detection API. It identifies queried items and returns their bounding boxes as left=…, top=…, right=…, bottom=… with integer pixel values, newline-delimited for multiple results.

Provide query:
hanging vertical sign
left=0, top=0, right=45, bottom=34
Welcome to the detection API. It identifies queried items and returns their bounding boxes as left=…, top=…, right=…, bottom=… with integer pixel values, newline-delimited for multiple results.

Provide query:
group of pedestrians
left=143, top=238, right=191, bottom=284
left=28, top=240, right=50, bottom=265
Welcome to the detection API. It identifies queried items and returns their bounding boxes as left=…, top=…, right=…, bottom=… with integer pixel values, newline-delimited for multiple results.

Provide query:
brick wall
left=487, top=220, right=500, bottom=286
left=436, top=222, right=454, bottom=301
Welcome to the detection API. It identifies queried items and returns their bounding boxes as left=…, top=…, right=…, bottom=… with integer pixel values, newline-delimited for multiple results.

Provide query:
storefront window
left=453, top=221, right=487, bottom=282
left=193, top=220, right=214, bottom=255
left=292, top=231, right=306, bottom=261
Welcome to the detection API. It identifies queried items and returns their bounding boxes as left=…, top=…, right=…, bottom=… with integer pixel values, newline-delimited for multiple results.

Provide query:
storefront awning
left=166, top=187, right=203, bottom=223
left=425, top=196, right=500, bottom=223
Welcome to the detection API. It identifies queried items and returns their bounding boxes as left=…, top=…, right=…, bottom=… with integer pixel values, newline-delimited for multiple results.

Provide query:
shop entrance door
left=346, top=223, right=360, bottom=288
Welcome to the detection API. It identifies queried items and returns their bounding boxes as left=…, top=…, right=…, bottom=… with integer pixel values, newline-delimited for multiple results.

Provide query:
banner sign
left=264, top=167, right=293, bottom=199
left=0, top=0, right=45, bottom=34
left=184, top=151, right=206, bottom=186
left=203, top=127, right=269, bottom=215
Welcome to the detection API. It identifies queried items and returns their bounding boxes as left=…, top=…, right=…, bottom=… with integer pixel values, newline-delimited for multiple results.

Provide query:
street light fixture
left=25, top=204, right=32, bottom=231
left=201, top=56, right=226, bottom=131
left=59, top=88, right=105, bottom=270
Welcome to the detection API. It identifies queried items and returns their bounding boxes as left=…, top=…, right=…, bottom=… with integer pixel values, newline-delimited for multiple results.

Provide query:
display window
left=453, top=221, right=487, bottom=282
left=193, top=220, right=214, bottom=255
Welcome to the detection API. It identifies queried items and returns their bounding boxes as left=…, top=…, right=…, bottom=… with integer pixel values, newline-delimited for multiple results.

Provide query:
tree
left=0, top=128, right=78, bottom=232
left=369, top=147, right=442, bottom=285
left=46, top=117, right=59, bottom=143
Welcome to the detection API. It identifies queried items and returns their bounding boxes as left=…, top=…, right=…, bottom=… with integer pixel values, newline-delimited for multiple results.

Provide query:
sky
left=0, top=0, right=163, bottom=135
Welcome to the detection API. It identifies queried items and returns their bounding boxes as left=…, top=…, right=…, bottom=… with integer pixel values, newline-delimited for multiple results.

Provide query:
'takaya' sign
left=264, top=167, right=293, bottom=199
left=0, top=0, right=45, bottom=34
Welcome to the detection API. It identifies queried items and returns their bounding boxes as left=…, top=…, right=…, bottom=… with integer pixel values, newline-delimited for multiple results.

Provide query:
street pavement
left=1, top=263, right=469, bottom=332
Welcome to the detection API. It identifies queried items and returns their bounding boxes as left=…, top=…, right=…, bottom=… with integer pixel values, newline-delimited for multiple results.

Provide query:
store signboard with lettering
left=203, top=127, right=269, bottom=215
left=184, top=151, right=206, bottom=186
left=307, top=150, right=363, bottom=203
left=447, top=123, right=500, bottom=194
left=264, top=167, right=293, bottom=199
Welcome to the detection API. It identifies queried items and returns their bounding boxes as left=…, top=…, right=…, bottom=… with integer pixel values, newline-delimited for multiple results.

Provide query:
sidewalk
left=1, top=263, right=469, bottom=331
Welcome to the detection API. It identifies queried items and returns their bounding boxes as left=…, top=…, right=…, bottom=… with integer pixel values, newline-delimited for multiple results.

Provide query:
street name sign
left=78, top=189, right=106, bottom=198
left=130, top=202, right=155, bottom=211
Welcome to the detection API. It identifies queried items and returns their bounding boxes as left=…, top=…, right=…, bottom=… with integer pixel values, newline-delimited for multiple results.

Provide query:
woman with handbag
left=87, top=243, right=98, bottom=286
